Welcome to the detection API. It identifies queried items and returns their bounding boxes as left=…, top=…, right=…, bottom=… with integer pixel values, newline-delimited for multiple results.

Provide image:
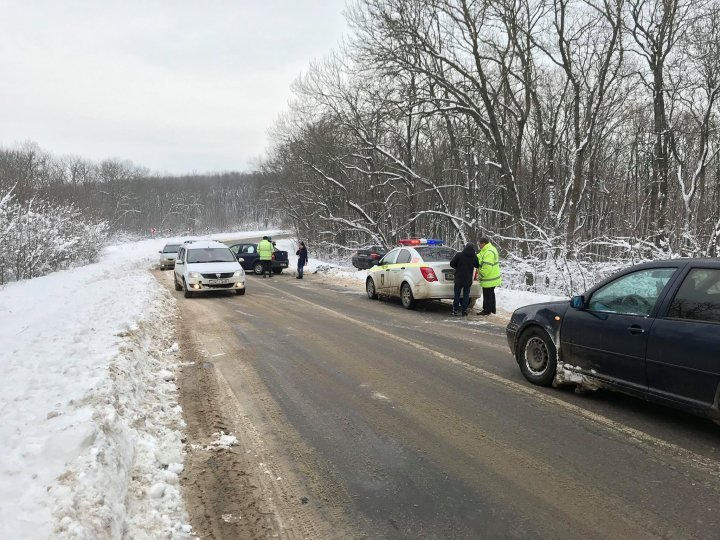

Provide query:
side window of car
left=396, top=249, right=412, bottom=264
left=242, top=245, right=255, bottom=254
left=588, top=268, right=676, bottom=316
left=667, top=268, right=720, bottom=323
left=380, top=249, right=399, bottom=265
left=229, top=245, right=239, bottom=255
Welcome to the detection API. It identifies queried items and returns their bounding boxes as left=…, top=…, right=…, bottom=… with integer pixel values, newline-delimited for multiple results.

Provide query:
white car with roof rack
left=173, top=240, right=246, bottom=298
left=365, top=239, right=481, bottom=309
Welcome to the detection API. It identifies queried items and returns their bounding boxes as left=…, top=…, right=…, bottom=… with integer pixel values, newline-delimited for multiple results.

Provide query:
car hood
left=186, top=261, right=242, bottom=273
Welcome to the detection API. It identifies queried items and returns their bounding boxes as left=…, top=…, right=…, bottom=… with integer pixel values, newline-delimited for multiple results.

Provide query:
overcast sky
left=0, top=0, right=348, bottom=174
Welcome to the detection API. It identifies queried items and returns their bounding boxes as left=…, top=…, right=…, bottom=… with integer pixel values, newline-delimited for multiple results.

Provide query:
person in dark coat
left=449, top=242, right=480, bottom=316
left=296, top=241, right=308, bottom=279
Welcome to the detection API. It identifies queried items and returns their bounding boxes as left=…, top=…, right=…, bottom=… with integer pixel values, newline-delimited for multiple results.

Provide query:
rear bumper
left=412, top=281, right=482, bottom=300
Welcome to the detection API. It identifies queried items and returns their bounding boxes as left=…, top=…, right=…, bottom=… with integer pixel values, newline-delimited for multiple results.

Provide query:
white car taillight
left=420, top=267, right=438, bottom=282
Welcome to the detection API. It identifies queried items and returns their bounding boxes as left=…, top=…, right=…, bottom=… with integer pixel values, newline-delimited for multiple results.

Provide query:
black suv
left=507, top=259, right=720, bottom=421
left=351, top=246, right=388, bottom=270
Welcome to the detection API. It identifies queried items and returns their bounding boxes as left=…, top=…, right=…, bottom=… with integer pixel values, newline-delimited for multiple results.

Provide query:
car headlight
left=233, top=270, right=244, bottom=277
left=188, top=271, right=201, bottom=278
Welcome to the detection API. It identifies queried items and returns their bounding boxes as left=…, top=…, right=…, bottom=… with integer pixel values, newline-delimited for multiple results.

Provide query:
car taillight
left=420, top=267, right=438, bottom=282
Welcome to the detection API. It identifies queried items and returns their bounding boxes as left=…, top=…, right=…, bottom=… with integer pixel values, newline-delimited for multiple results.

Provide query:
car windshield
left=163, top=244, right=180, bottom=253
left=415, top=246, right=457, bottom=262
left=186, top=248, right=236, bottom=264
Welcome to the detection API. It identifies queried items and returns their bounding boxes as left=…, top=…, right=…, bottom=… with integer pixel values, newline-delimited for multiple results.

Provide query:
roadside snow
left=0, top=229, right=278, bottom=539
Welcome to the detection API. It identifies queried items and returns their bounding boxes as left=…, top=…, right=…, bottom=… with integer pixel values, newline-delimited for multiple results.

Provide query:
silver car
left=159, top=243, right=181, bottom=270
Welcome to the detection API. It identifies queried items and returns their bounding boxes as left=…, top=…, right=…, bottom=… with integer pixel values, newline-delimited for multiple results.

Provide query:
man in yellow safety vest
left=476, top=237, right=502, bottom=315
left=257, top=236, right=274, bottom=278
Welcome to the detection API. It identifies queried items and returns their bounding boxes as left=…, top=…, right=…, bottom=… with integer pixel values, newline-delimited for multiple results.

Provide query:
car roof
left=183, top=240, right=230, bottom=250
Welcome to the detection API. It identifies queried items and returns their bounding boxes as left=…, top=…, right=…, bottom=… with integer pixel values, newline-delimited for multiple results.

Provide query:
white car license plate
left=207, top=278, right=229, bottom=285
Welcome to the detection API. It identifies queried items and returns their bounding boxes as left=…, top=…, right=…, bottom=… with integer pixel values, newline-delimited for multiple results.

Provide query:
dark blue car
left=506, top=259, right=720, bottom=421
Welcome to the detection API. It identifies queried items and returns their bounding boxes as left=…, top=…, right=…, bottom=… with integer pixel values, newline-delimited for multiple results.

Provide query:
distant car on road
left=173, top=240, right=246, bottom=298
left=229, top=242, right=289, bottom=275
left=158, top=243, right=181, bottom=270
left=365, top=239, right=481, bottom=309
left=351, top=246, right=388, bottom=270
left=507, top=259, right=720, bottom=421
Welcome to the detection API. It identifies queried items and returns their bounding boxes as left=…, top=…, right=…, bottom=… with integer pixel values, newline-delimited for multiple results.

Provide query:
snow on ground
left=0, top=229, right=280, bottom=539
left=0, top=229, right=566, bottom=539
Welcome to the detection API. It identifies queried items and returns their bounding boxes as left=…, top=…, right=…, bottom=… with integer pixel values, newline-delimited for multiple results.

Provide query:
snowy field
left=0, top=230, right=565, bottom=539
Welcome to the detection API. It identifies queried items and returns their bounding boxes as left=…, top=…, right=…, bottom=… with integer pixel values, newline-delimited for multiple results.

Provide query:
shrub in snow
left=0, top=189, right=108, bottom=284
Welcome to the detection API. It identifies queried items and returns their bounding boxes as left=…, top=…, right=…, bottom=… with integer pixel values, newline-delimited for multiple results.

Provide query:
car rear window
left=187, top=248, right=236, bottom=264
left=163, top=244, right=180, bottom=253
left=415, top=246, right=457, bottom=262
left=667, top=268, right=720, bottom=323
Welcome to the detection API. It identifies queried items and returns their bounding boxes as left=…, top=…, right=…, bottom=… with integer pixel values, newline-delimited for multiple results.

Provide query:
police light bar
left=398, top=238, right=445, bottom=246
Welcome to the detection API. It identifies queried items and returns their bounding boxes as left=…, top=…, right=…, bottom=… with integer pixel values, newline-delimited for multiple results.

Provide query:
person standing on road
left=450, top=242, right=480, bottom=316
left=476, top=237, right=502, bottom=315
left=257, top=236, right=274, bottom=278
left=296, top=241, right=308, bottom=279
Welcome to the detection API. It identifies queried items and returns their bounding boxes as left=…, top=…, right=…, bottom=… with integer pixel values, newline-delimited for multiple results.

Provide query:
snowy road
left=160, top=266, right=720, bottom=538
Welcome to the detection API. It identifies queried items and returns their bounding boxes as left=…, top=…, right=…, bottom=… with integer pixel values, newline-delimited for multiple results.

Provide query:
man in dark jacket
left=449, top=243, right=480, bottom=316
left=296, top=241, right=308, bottom=279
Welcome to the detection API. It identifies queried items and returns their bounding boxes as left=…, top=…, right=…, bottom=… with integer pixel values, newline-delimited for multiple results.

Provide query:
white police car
left=365, top=239, right=481, bottom=309
left=173, top=240, right=246, bottom=298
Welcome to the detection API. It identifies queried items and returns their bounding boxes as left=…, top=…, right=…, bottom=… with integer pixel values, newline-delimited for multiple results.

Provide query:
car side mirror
left=570, top=295, right=585, bottom=309
left=237, top=257, right=245, bottom=262
left=158, top=250, right=162, bottom=253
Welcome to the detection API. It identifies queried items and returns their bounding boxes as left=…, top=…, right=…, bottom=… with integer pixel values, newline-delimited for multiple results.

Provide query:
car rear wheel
left=366, top=277, right=378, bottom=299
left=183, top=279, right=193, bottom=298
left=517, top=327, right=557, bottom=386
left=174, top=275, right=182, bottom=291
left=253, top=262, right=264, bottom=275
left=274, top=268, right=283, bottom=274
left=400, top=282, right=415, bottom=309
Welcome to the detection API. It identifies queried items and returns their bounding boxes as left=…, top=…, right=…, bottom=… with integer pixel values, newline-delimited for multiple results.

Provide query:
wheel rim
left=524, top=337, right=549, bottom=374
left=367, top=279, right=375, bottom=297
left=401, top=285, right=411, bottom=306
left=254, top=264, right=263, bottom=274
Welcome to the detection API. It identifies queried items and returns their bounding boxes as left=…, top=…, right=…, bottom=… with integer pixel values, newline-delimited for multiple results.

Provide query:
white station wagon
left=173, top=240, right=246, bottom=298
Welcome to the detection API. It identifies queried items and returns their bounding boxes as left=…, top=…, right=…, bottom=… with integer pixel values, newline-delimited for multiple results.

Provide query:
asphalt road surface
left=159, top=258, right=720, bottom=539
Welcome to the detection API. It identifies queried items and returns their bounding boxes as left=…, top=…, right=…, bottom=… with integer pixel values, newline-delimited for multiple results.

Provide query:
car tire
left=174, top=275, right=182, bottom=291
left=236, top=288, right=246, bottom=295
left=366, top=277, right=378, bottom=299
left=400, top=282, right=415, bottom=309
left=253, top=262, right=264, bottom=275
left=274, top=268, right=283, bottom=274
left=183, top=279, right=193, bottom=298
left=160, top=265, right=165, bottom=271
left=516, top=327, right=557, bottom=386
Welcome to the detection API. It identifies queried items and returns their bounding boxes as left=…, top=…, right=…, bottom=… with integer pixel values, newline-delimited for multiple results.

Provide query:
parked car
left=228, top=242, right=289, bottom=275
left=351, top=245, right=388, bottom=270
left=173, top=240, right=246, bottom=298
left=365, top=239, right=480, bottom=309
left=158, top=243, right=181, bottom=270
left=506, top=259, right=720, bottom=421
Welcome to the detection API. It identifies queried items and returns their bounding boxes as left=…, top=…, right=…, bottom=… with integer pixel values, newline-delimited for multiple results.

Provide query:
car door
left=390, top=249, right=413, bottom=294
left=646, top=267, right=720, bottom=409
left=561, top=267, right=677, bottom=394
left=375, top=248, right=399, bottom=293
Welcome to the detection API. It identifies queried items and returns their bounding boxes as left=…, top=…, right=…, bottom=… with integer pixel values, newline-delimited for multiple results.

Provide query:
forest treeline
left=263, top=0, right=720, bottom=290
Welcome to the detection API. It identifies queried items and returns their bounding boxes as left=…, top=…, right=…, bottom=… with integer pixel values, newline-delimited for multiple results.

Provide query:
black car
left=229, top=242, right=289, bottom=275
left=351, top=245, right=388, bottom=270
left=506, top=259, right=720, bottom=421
